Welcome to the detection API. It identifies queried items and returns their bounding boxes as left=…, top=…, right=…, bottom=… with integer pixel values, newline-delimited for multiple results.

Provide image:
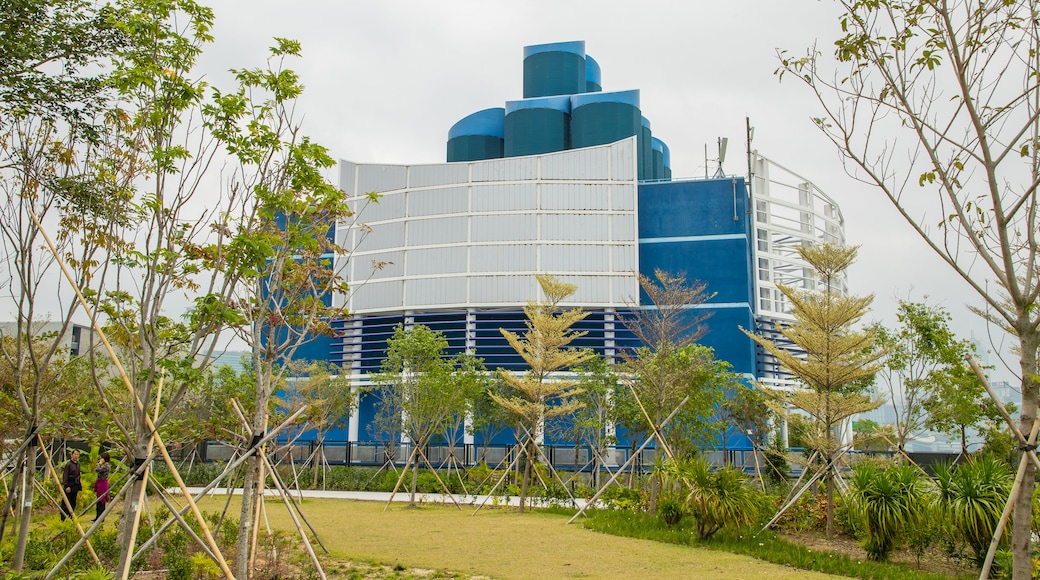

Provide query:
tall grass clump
left=934, top=456, right=1012, bottom=564
left=849, top=462, right=929, bottom=562
left=658, top=456, right=761, bottom=539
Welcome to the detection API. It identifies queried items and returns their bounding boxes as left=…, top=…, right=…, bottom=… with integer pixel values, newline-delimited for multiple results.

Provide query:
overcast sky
left=194, top=1, right=1021, bottom=384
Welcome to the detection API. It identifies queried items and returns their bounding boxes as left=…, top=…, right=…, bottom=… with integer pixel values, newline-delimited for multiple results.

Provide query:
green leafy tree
left=874, top=301, right=976, bottom=454
left=283, top=360, right=355, bottom=489
left=0, top=0, right=137, bottom=561
left=743, top=243, right=886, bottom=539
left=371, top=324, right=475, bottom=506
left=209, top=40, right=377, bottom=578
left=852, top=419, right=895, bottom=453
left=169, top=358, right=256, bottom=453
left=924, top=362, right=1008, bottom=456
left=777, top=2, right=1040, bottom=573
left=546, top=355, right=617, bottom=488
left=468, top=375, right=512, bottom=465
left=616, top=269, right=729, bottom=507
left=490, top=274, right=591, bottom=513
left=720, top=384, right=778, bottom=483
left=0, top=0, right=123, bottom=131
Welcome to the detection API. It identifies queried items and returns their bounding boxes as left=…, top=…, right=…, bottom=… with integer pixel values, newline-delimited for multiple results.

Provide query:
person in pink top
left=92, top=451, right=110, bottom=522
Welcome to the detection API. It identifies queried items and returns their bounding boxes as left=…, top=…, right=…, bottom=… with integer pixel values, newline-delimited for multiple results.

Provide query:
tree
left=283, top=360, right=355, bottom=489
left=209, top=40, right=377, bottom=578
left=923, top=361, right=1007, bottom=456
left=0, top=0, right=135, bottom=562
left=545, top=355, right=617, bottom=488
left=371, top=324, right=475, bottom=506
left=614, top=269, right=728, bottom=507
left=490, top=274, right=591, bottom=513
left=873, top=300, right=974, bottom=454
left=743, top=243, right=885, bottom=539
left=778, top=2, right=1040, bottom=573
left=852, top=419, right=895, bottom=453
left=720, top=383, right=778, bottom=483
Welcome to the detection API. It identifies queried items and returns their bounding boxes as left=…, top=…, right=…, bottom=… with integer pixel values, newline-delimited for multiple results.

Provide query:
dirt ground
left=782, top=530, right=976, bottom=578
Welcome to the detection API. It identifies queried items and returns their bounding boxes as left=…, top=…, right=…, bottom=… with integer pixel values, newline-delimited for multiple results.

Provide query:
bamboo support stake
left=250, top=446, right=326, bottom=580
left=384, top=445, right=419, bottom=510
left=967, top=354, right=1040, bottom=471
left=131, top=406, right=306, bottom=562
left=119, top=377, right=164, bottom=580
left=36, top=439, right=100, bottom=565
left=229, top=398, right=330, bottom=557
left=249, top=449, right=265, bottom=569
left=26, top=208, right=235, bottom=580
left=260, top=453, right=329, bottom=554
left=566, top=395, right=690, bottom=524
left=415, top=446, right=463, bottom=509
left=471, top=445, right=525, bottom=515
left=146, top=476, right=216, bottom=561
left=979, top=416, right=1040, bottom=580
left=45, top=457, right=152, bottom=580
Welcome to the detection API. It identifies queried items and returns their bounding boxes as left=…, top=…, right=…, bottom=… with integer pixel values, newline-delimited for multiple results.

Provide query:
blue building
left=278, top=41, right=846, bottom=469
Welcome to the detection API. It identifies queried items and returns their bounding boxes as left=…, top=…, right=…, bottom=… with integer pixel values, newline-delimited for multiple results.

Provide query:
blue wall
left=637, top=177, right=757, bottom=376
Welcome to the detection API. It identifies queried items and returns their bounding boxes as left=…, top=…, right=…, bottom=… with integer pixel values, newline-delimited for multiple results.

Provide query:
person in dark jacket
left=93, top=451, right=110, bottom=521
left=60, top=449, right=81, bottom=521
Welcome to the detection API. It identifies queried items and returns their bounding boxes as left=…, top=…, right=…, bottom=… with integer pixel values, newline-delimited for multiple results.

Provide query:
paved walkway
left=183, top=487, right=589, bottom=509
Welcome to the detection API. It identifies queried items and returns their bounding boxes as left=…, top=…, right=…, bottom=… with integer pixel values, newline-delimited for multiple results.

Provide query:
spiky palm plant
left=660, top=456, right=760, bottom=539
left=850, top=463, right=928, bottom=561
left=934, top=456, right=1012, bottom=563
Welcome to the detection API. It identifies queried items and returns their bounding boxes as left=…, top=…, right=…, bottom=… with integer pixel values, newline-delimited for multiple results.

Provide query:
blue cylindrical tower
left=640, top=116, right=653, bottom=181
left=447, top=108, right=505, bottom=162
left=651, top=136, right=671, bottom=181
left=585, top=55, right=601, bottom=92
left=570, top=89, right=641, bottom=167
left=523, top=41, right=587, bottom=98
left=504, top=96, right=571, bottom=157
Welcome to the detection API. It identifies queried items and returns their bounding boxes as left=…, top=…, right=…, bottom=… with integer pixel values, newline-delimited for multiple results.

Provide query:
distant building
left=286, top=41, right=846, bottom=463
left=0, top=321, right=93, bottom=357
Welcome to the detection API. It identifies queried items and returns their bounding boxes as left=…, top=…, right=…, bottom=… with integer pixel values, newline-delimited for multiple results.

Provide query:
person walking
left=60, top=449, right=82, bottom=521
left=93, top=451, right=110, bottom=521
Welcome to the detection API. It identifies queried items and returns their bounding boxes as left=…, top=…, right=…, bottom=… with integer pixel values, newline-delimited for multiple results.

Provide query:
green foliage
left=934, top=456, right=1013, bottom=563
left=873, top=301, right=977, bottom=452
left=849, top=463, right=929, bottom=562
left=657, top=497, right=685, bottom=527
left=583, top=509, right=955, bottom=580
left=761, top=435, right=790, bottom=486
left=75, top=566, right=115, bottom=580
left=659, top=456, right=761, bottom=539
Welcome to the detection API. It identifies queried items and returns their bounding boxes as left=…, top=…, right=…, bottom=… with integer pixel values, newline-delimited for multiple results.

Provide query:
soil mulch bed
left=782, top=531, right=975, bottom=578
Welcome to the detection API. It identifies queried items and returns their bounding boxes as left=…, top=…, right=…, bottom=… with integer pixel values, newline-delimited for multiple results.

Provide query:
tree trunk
left=235, top=449, right=260, bottom=579
left=1011, top=330, right=1039, bottom=580
left=311, top=436, right=323, bottom=490
left=237, top=374, right=271, bottom=580
left=115, top=436, right=149, bottom=574
left=11, top=445, right=36, bottom=570
left=408, top=445, right=420, bottom=507
left=518, top=438, right=533, bottom=513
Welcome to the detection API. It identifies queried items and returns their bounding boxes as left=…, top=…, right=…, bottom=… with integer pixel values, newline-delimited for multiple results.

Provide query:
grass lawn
left=197, top=496, right=844, bottom=579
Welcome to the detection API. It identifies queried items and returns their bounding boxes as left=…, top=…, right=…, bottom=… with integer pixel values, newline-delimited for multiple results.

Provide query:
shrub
left=660, top=456, right=761, bottom=539
left=849, top=463, right=929, bottom=562
left=934, top=456, right=1012, bottom=564
left=658, top=497, right=685, bottom=527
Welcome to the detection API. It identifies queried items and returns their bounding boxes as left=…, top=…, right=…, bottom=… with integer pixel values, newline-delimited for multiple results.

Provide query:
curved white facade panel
left=338, top=138, right=640, bottom=314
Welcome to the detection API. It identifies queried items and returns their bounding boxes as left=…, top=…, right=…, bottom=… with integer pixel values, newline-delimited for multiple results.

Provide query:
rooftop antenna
left=713, top=137, right=728, bottom=178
